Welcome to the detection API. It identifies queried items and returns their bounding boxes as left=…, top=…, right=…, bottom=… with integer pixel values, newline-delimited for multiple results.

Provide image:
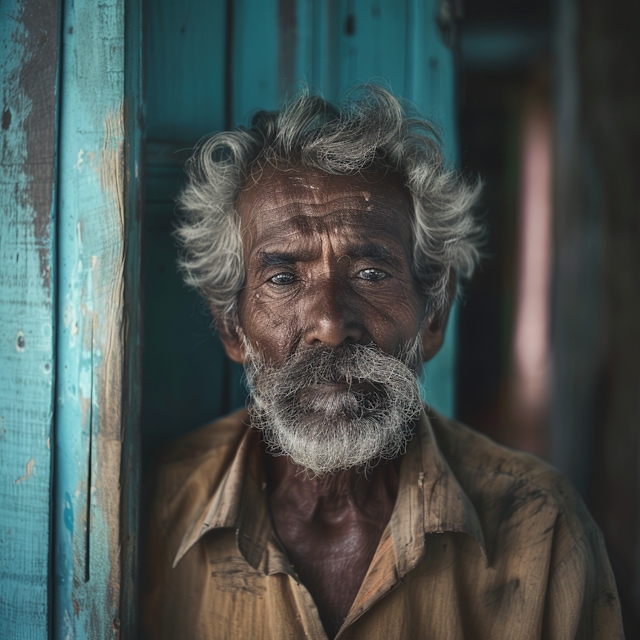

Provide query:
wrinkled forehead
left=236, top=167, right=414, bottom=248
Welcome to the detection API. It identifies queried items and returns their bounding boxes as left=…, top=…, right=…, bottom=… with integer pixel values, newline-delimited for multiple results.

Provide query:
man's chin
left=250, top=404, right=420, bottom=477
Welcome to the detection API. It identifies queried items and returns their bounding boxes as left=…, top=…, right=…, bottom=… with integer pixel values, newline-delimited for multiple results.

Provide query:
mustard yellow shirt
left=141, top=408, right=624, bottom=639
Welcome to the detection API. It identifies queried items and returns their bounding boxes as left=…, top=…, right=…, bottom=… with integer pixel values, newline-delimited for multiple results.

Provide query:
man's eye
left=358, top=268, right=387, bottom=281
left=269, top=272, right=296, bottom=285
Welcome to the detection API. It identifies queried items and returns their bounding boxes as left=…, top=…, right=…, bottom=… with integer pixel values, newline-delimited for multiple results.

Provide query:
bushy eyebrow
left=256, top=243, right=396, bottom=267
left=348, top=243, right=393, bottom=261
left=257, top=249, right=315, bottom=266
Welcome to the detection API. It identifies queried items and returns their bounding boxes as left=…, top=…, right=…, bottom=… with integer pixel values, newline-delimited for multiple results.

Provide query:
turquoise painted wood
left=0, top=0, right=59, bottom=636
left=231, top=0, right=281, bottom=119
left=143, top=0, right=231, bottom=449
left=146, top=0, right=227, bottom=141
left=143, top=0, right=461, bottom=453
left=53, top=0, right=144, bottom=636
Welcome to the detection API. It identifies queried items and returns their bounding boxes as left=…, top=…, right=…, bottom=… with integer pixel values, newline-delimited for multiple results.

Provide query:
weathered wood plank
left=53, top=0, right=144, bottom=636
left=120, top=0, right=145, bottom=634
left=146, top=0, right=227, bottom=142
left=142, top=0, right=235, bottom=452
left=232, top=0, right=281, bottom=121
left=0, top=0, right=59, bottom=636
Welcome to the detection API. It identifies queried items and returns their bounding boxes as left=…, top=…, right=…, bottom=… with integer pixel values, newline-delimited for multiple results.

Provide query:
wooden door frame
left=53, top=0, right=145, bottom=637
left=0, top=0, right=145, bottom=637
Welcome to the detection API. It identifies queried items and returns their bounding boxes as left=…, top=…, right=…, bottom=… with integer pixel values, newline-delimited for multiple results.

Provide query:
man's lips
left=298, top=380, right=377, bottom=401
left=311, top=382, right=351, bottom=391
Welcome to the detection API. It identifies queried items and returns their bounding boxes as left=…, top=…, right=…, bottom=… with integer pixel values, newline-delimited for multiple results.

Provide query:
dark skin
left=219, top=167, right=452, bottom=638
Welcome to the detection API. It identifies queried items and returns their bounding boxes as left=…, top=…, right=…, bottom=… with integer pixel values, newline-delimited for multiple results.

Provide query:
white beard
left=243, top=337, right=424, bottom=477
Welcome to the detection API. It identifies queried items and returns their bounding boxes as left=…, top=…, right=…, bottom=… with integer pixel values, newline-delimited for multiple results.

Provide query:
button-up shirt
left=141, top=408, right=624, bottom=639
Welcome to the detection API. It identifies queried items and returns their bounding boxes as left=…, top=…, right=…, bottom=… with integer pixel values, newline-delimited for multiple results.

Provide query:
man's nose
left=302, top=279, right=364, bottom=347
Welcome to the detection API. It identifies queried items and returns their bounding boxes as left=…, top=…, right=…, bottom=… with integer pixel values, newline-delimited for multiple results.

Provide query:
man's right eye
left=269, top=272, right=296, bottom=285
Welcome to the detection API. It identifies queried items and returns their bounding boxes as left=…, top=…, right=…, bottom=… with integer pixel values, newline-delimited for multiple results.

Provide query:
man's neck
left=265, top=451, right=400, bottom=519
left=263, top=446, right=401, bottom=638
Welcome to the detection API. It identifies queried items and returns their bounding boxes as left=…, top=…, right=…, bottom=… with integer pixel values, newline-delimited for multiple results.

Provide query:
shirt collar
left=172, top=425, right=270, bottom=569
left=173, top=407, right=487, bottom=571
left=390, top=408, right=487, bottom=577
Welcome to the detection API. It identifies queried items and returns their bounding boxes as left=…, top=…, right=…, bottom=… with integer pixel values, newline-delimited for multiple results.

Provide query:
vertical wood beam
left=53, top=0, right=144, bottom=636
left=120, top=0, right=145, bottom=633
left=0, top=0, right=59, bottom=636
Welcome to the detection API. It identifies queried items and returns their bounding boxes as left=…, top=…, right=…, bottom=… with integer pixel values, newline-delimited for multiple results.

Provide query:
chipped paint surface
left=15, top=458, right=36, bottom=484
left=54, top=0, right=144, bottom=637
left=0, top=0, right=58, bottom=636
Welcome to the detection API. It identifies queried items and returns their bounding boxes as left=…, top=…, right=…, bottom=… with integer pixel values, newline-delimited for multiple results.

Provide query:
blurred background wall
left=143, top=0, right=640, bottom=634
left=456, top=0, right=640, bottom=633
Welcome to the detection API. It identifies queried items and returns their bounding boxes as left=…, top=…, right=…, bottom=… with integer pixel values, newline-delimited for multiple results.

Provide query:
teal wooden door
left=53, top=0, right=144, bottom=636
left=1, top=0, right=144, bottom=637
left=1, top=1, right=59, bottom=636
left=144, top=0, right=461, bottom=452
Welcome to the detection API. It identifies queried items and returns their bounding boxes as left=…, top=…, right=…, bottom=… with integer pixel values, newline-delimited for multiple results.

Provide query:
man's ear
left=420, top=272, right=456, bottom=362
left=216, top=319, right=245, bottom=364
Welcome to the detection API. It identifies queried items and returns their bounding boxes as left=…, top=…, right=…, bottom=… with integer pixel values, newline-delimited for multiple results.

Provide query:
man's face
left=236, top=167, right=428, bottom=360
left=224, top=167, right=434, bottom=474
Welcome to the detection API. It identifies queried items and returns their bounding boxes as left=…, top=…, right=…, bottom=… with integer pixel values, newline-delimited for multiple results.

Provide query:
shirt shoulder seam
left=548, top=527, right=603, bottom=579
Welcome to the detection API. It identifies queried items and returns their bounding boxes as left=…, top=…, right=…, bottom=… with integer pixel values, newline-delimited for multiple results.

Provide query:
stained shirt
left=140, top=408, right=624, bottom=639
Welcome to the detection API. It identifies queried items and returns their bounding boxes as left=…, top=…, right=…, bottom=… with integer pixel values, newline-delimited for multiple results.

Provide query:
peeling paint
left=98, top=105, right=124, bottom=201
left=49, top=0, right=145, bottom=634
left=75, top=148, right=84, bottom=171
left=15, top=458, right=35, bottom=484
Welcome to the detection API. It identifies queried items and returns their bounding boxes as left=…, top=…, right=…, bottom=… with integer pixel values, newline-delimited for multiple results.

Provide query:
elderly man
left=141, top=88, right=623, bottom=639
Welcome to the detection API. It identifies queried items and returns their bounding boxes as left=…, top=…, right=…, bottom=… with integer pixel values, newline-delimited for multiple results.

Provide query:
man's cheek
left=361, top=296, right=423, bottom=341
left=242, top=306, right=300, bottom=362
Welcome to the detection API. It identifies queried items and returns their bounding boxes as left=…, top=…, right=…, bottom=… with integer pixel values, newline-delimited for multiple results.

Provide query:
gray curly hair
left=175, top=86, right=482, bottom=326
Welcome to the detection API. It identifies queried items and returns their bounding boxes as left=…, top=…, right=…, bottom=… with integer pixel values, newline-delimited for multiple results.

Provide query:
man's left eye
left=358, top=268, right=387, bottom=281
left=269, top=272, right=296, bottom=285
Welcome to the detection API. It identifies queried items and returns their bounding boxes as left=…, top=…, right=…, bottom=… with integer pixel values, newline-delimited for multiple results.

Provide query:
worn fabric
left=141, top=408, right=624, bottom=639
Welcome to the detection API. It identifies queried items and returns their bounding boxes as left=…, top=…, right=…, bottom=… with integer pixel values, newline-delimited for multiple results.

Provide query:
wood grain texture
left=0, top=0, right=59, bottom=636
left=120, top=0, right=145, bottom=634
left=53, top=0, right=144, bottom=636
left=146, top=0, right=227, bottom=142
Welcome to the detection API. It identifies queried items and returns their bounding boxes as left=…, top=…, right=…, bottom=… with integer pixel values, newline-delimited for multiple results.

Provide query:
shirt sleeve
left=542, top=527, right=625, bottom=639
